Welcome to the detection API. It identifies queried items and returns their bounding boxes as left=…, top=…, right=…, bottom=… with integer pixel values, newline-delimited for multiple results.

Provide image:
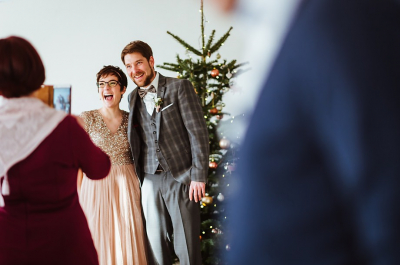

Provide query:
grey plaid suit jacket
left=127, top=73, right=209, bottom=186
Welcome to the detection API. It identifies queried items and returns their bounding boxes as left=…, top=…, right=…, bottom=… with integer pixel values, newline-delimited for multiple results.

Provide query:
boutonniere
left=154, top=97, right=163, bottom=113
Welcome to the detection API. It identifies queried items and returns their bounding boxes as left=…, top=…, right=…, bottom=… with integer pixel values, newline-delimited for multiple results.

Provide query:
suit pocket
left=161, top=103, right=174, bottom=112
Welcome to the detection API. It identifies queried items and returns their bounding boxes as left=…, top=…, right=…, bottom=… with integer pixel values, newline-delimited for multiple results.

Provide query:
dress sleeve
left=79, top=111, right=90, bottom=133
left=69, top=115, right=111, bottom=180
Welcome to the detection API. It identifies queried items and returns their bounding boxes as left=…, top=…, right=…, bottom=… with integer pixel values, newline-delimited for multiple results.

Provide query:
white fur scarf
left=0, top=96, right=66, bottom=207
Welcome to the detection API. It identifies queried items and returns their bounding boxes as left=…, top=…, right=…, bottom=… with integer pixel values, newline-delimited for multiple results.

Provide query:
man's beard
left=133, top=69, right=155, bottom=87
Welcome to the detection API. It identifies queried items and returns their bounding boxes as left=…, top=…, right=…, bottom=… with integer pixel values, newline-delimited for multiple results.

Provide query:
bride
left=79, top=65, right=147, bottom=265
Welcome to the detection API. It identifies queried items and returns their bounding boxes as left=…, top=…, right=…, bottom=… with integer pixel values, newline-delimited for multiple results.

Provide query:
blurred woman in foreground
left=0, top=36, right=111, bottom=265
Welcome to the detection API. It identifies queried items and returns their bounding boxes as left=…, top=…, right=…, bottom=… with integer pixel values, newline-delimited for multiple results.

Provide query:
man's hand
left=189, top=181, right=206, bottom=203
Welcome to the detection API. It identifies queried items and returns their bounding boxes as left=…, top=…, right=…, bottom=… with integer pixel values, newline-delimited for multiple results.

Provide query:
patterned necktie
left=138, top=85, right=156, bottom=98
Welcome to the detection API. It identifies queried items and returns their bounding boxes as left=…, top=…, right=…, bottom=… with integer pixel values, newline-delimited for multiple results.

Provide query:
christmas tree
left=157, top=1, right=247, bottom=264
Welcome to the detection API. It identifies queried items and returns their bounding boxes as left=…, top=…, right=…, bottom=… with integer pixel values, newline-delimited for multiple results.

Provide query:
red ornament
left=209, top=161, right=218, bottom=169
left=211, top=69, right=220, bottom=77
left=209, top=107, right=218, bottom=114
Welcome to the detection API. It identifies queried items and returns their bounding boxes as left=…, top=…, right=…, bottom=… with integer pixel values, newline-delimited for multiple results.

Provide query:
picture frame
left=53, top=85, right=71, bottom=114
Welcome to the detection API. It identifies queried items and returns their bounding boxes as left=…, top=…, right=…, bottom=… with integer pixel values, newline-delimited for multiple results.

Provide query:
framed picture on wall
left=53, top=85, right=71, bottom=114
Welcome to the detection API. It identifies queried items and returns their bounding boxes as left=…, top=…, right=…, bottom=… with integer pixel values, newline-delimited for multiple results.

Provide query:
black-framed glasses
left=96, top=81, right=120, bottom=88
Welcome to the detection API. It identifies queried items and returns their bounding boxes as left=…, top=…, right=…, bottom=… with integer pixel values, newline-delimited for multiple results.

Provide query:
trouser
left=141, top=171, right=202, bottom=265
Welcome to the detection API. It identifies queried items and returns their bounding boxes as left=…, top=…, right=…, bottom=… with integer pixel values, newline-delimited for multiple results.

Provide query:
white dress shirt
left=140, top=72, right=160, bottom=115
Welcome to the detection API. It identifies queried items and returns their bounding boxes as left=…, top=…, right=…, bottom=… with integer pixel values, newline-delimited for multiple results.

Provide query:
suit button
left=155, top=140, right=158, bottom=143
left=156, top=149, right=160, bottom=152
left=153, top=131, right=156, bottom=134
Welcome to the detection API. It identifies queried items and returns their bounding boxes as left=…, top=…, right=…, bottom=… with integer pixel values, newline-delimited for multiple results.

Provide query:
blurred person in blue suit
left=217, top=0, right=400, bottom=264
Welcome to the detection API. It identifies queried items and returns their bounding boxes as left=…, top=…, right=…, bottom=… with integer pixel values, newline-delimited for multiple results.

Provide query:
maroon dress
left=0, top=116, right=111, bottom=265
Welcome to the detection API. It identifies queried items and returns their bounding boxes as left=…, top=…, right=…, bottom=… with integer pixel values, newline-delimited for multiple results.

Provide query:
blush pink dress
left=79, top=110, right=147, bottom=265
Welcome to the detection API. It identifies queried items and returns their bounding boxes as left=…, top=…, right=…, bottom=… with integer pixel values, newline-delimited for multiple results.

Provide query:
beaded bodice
left=80, top=110, right=133, bottom=165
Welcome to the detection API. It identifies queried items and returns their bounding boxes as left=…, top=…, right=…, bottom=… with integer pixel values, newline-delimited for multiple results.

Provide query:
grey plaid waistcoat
left=135, top=96, right=170, bottom=174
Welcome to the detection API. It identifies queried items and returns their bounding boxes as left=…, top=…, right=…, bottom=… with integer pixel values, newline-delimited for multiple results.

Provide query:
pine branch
left=167, top=31, right=203, bottom=56
left=204, top=30, right=216, bottom=55
left=162, top=62, right=181, bottom=68
left=200, top=0, right=205, bottom=49
left=209, top=27, right=233, bottom=54
left=231, top=61, right=249, bottom=71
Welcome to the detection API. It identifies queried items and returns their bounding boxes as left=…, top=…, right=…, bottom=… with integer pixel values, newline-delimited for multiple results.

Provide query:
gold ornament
left=201, top=196, right=213, bottom=205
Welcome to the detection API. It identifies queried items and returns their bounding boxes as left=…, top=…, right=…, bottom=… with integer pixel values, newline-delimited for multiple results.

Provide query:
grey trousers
left=141, top=171, right=202, bottom=265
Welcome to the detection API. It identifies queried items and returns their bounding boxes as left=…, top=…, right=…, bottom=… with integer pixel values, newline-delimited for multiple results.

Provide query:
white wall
left=0, top=0, right=245, bottom=114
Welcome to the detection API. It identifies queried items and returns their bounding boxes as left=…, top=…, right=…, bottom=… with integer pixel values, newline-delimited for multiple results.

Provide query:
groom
left=122, top=40, right=209, bottom=265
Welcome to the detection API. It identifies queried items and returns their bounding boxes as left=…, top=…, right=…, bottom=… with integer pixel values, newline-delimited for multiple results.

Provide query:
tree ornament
left=226, top=70, right=233, bottom=79
left=212, top=228, right=223, bottom=234
left=216, top=53, right=221, bottom=59
left=202, top=196, right=213, bottom=205
left=216, top=114, right=224, bottom=120
left=209, top=107, right=218, bottom=114
left=219, top=138, right=231, bottom=149
left=227, top=163, right=236, bottom=173
left=217, top=193, right=225, bottom=201
left=224, top=163, right=229, bottom=170
left=211, top=69, right=219, bottom=77
left=209, top=161, right=218, bottom=169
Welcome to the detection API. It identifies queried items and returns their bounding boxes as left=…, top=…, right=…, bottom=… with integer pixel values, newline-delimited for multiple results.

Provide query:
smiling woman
left=78, top=65, right=148, bottom=265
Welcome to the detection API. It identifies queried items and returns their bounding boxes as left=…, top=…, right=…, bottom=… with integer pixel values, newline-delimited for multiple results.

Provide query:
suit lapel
left=153, top=74, right=167, bottom=140
left=128, top=87, right=139, bottom=112
left=127, top=87, right=139, bottom=145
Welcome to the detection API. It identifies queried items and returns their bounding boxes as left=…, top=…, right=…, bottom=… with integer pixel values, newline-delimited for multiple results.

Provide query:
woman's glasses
left=96, top=81, right=120, bottom=88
